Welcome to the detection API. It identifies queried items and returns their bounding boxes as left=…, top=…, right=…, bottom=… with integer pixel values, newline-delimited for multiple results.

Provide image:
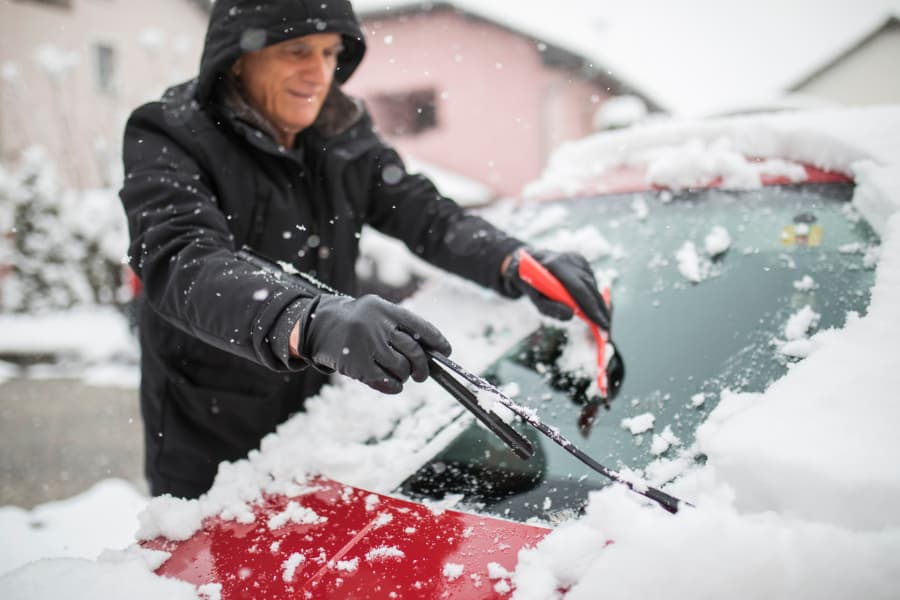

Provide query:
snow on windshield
left=505, top=107, right=900, bottom=599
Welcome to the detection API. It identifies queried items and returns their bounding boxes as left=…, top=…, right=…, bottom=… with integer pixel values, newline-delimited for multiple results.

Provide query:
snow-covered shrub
left=0, top=147, right=128, bottom=312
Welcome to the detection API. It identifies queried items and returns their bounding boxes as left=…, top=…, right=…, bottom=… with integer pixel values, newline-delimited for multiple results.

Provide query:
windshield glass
left=400, top=183, right=880, bottom=522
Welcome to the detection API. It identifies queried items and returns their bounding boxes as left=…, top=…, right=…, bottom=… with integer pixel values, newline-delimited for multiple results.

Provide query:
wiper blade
left=429, top=352, right=690, bottom=514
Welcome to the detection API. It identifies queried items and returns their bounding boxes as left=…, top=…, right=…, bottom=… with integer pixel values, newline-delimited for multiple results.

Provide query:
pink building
left=346, top=3, right=652, bottom=198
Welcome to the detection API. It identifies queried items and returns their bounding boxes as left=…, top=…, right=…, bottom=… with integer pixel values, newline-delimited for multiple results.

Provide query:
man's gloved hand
left=302, top=294, right=452, bottom=394
left=503, top=248, right=611, bottom=330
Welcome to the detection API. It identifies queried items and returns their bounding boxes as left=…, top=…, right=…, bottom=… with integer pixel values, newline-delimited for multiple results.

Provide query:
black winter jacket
left=120, top=0, right=522, bottom=498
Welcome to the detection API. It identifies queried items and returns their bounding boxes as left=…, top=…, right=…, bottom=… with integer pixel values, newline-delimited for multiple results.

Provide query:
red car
left=142, top=150, right=876, bottom=598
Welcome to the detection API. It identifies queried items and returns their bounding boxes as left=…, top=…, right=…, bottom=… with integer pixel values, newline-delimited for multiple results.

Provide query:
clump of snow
left=334, top=557, right=358, bottom=572
left=373, top=511, right=393, bottom=528
left=704, top=225, right=731, bottom=257
left=281, top=553, right=305, bottom=582
left=554, top=320, right=599, bottom=380
left=690, top=393, right=706, bottom=408
left=364, top=494, right=380, bottom=512
left=442, top=562, right=464, bottom=580
left=487, top=562, right=513, bottom=580
left=136, top=495, right=203, bottom=542
left=784, top=305, right=820, bottom=340
left=621, top=413, right=655, bottom=435
left=365, top=546, right=405, bottom=562
left=649, top=425, right=682, bottom=456
left=793, top=275, right=817, bottom=291
left=675, top=241, right=709, bottom=283
left=267, top=501, right=327, bottom=530
left=196, top=582, right=222, bottom=600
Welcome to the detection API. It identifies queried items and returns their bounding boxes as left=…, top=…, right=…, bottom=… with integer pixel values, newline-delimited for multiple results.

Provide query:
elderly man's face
left=232, top=33, right=343, bottom=144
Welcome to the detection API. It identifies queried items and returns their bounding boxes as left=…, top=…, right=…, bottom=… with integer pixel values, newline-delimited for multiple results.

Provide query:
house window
left=94, top=43, right=116, bottom=94
left=371, top=89, right=438, bottom=136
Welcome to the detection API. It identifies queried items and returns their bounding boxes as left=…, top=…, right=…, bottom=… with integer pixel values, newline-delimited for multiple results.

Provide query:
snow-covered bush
left=0, top=147, right=128, bottom=312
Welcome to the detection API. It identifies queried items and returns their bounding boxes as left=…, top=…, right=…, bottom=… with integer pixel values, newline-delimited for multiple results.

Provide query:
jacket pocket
left=156, top=377, right=281, bottom=485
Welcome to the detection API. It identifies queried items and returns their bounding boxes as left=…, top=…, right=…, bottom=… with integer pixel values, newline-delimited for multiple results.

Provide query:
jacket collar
left=219, top=74, right=364, bottom=157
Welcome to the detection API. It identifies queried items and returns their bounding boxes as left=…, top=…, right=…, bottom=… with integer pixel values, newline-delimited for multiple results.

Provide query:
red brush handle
left=517, top=250, right=610, bottom=397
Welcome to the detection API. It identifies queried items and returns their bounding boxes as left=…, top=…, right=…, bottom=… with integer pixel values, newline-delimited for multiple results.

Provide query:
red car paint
left=143, top=477, right=550, bottom=599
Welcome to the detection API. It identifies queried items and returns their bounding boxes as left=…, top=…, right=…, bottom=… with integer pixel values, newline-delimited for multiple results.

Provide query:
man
left=120, top=0, right=609, bottom=499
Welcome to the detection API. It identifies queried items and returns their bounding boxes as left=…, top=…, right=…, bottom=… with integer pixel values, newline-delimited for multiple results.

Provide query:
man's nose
left=305, top=52, right=332, bottom=84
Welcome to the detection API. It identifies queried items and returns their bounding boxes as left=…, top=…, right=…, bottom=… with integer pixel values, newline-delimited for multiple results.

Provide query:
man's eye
left=286, top=46, right=310, bottom=57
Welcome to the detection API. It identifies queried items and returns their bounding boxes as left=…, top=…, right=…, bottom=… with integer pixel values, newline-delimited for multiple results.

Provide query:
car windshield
left=400, top=182, right=879, bottom=522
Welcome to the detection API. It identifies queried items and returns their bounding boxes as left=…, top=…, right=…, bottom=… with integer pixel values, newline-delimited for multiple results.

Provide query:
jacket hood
left=196, top=0, right=366, bottom=105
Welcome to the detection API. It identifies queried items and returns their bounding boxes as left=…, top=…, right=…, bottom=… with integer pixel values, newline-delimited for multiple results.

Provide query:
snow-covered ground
left=3, top=105, right=900, bottom=598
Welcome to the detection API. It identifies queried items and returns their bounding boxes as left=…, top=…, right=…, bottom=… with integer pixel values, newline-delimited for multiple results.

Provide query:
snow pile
left=0, top=479, right=147, bottom=576
left=512, top=484, right=900, bottom=600
left=0, top=557, right=199, bottom=600
left=644, top=137, right=807, bottom=189
left=0, top=306, right=138, bottom=368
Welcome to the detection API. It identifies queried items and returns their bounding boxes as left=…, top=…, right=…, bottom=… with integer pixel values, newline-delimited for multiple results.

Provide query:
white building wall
left=0, top=0, right=208, bottom=188
left=794, top=24, right=900, bottom=107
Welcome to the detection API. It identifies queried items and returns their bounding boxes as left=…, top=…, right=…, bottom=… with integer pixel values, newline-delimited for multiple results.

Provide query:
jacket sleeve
left=119, top=103, right=314, bottom=371
left=363, top=145, right=524, bottom=296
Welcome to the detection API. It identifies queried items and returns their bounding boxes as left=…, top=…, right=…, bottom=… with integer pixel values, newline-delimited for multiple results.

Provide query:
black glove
left=503, top=248, right=611, bottom=330
left=302, top=294, right=452, bottom=394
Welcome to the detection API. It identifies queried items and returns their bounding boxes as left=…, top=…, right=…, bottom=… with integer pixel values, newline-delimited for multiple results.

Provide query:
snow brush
left=238, top=246, right=688, bottom=514
left=516, top=249, right=618, bottom=400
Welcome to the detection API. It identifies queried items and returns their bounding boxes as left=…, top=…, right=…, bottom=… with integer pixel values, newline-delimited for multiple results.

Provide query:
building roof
left=354, top=0, right=900, bottom=117
left=788, top=14, right=900, bottom=92
left=352, top=0, right=668, bottom=111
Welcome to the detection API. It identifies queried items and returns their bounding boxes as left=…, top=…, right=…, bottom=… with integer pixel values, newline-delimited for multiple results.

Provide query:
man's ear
left=231, top=57, right=243, bottom=78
